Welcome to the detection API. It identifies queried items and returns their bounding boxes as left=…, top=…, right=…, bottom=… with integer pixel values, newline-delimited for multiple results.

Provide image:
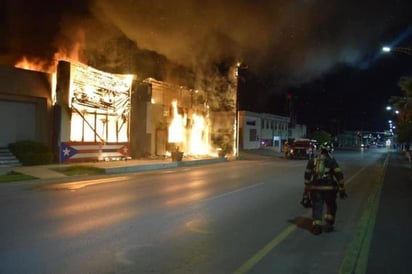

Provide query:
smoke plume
left=2, top=0, right=411, bottom=92
left=88, top=0, right=410, bottom=88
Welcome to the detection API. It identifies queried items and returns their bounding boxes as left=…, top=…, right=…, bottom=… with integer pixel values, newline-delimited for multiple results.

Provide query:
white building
left=288, top=123, right=307, bottom=141
left=239, top=111, right=291, bottom=152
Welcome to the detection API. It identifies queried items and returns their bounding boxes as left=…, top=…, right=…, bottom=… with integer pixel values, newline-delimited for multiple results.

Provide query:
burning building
left=56, top=61, right=134, bottom=162
left=1, top=59, right=237, bottom=164
left=131, top=78, right=236, bottom=159
left=56, top=63, right=238, bottom=161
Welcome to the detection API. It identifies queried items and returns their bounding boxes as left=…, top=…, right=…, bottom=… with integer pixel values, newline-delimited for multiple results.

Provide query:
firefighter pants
left=310, top=190, right=337, bottom=226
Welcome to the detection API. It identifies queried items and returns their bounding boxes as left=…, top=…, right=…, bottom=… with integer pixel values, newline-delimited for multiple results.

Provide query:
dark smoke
left=1, top=0, right=411, bottom=94
left=89, top=0, right=410, bottom=88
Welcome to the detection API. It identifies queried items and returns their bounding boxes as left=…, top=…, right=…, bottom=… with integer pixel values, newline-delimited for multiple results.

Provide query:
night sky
left=1, top=0, right=411, bottom=134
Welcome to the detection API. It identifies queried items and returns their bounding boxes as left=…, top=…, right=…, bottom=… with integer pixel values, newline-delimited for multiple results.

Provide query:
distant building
left=335, top=130, right=392, bottom=148
left=288, top=123, right=307, bottom=141
left=336, top=131, right=362, bottom=148
left=238, top=111, right=261, bottom=150
left=239, top=111, right=293, bottom=151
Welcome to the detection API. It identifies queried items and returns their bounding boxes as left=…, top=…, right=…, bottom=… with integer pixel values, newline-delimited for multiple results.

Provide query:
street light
left=386, top=105, right=400, bottom=114
left=385, top=106, right=398, bottom=135
left=382, top=46, right=412, bottom=55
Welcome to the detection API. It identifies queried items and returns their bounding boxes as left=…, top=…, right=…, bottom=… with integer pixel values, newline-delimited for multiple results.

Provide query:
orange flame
left=168, top=100, right=211, bottom=156
left=14, top=42, right=84, bottom=105
left=14, top=56, right=54, bottom=73
left=168, top=100, right=185, bottom=144
left=14, top=41, right=83, bottom=73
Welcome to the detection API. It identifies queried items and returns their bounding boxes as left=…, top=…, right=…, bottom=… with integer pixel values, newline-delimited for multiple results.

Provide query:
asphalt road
left=0, top=149, right=391, bottom=273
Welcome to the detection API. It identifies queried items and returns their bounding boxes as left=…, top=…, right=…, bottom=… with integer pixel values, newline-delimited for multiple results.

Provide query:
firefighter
left=304, top=142, right=347, bottom=235
left=283, top=141, right=290, bottom=159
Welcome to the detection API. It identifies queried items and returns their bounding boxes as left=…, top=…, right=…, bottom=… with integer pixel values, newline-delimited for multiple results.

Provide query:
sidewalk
left=366, top=151, right=412, bottom=273
left=3, top=148, right=284, bottom=181
left=6, top=157, right=227, bottom=180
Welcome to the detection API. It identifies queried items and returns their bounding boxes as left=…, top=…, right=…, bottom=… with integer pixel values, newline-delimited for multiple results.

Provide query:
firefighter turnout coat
left=304, top=152, right=344, bottom=192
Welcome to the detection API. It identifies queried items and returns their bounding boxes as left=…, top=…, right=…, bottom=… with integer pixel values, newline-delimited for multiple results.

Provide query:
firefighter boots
left=312, top=225, right=322, bottom=235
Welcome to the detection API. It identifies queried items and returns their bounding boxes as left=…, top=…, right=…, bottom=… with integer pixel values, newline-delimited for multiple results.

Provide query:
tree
left=389, top=76, right=412, bottom=143
left=309, top=130, right=331, bottom=145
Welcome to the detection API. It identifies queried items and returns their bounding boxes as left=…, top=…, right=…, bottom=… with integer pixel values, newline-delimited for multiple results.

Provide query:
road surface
left=0, top=149, right=389, bottom=273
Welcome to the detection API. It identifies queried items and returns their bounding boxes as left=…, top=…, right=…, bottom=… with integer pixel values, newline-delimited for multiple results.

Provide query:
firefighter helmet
left=320, top=142, right=333, bottom=153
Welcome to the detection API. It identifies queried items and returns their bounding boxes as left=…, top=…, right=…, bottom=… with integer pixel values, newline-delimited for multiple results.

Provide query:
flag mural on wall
left=59, top=62, right=134, bottom=163
left=60, top=142, right=130, bottom=162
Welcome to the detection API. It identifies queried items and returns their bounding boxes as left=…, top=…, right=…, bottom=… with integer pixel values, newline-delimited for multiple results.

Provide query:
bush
left=0, top=171, right=37, bottom=183
left=53, top=165, right=105, bottom=176
left=8, top=140, right=54, bottom=166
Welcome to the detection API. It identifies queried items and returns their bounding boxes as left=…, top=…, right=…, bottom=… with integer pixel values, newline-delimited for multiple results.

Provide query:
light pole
left=234, top=62, right=248, bottom=158
left=234, top=63, right=240, bottom=158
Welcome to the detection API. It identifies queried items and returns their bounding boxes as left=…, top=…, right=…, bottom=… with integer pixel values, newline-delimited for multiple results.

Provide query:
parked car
left=285, top=139, right=317, bottom=160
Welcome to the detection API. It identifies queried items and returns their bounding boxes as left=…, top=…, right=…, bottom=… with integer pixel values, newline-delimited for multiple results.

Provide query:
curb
left=104, top=157, right=228, bottom=174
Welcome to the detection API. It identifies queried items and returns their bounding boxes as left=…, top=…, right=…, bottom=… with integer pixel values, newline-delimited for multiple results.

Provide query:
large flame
left=190, top=113, right=209, bottom=155
left=14, top=56, right=52, bottom=73
left=168, top=100, right=185, bottom=144
left=14, top=42, right=84, bottom=106
left=14, top=42, right=83, bottom=73
left=168, top=100, right=210, bottom=156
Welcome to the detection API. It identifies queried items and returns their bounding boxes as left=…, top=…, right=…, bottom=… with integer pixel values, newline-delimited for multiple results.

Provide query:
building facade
left=288, top=123, right=307, bottom=141
left=0, top=64, right=53, bottom=148
left=1, top=61, right=238, bottom=163
left=55, top=61, right=134, bottom=162
left=2, top=61, right=310, bottom=162
left=132, top=78, right=236, bottom=158
left=239, top=111, right=291, bottom=151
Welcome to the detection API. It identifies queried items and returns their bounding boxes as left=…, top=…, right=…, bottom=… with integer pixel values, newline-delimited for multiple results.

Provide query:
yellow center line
left=234, top=223, right=299, bottom=274
left=234, top=165, right=367, bottom=274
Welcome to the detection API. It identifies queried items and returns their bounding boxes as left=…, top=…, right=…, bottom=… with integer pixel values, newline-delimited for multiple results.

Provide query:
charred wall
left=130, top=82, right=152, bottom=158
left=0, top=64, right=52, bottom=148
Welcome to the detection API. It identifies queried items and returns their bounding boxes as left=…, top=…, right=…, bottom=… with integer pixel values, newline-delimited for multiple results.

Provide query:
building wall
left=288, top=124, right=307, bottom=140
left=261, top=113, right=290, bottom=144
left=130, top=83, right=152, bottom=158
left=239, top=111, right=291, bottom=151
left=336, top=131, right=363, bottom=147
left=0, top=63, right=237, bottom=161
left=239, top=111, right=261, bottom=149
left=141, top=78, right=231, bottom=157
left=0, top=64, right=52, bottom=147
left=55, top=61, right=71, bottom=144
left=56, top=61, right=135, bottom=162
left=209, top=111, right=236, bottom=153
left=150, top=103, right=167, bottom=156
